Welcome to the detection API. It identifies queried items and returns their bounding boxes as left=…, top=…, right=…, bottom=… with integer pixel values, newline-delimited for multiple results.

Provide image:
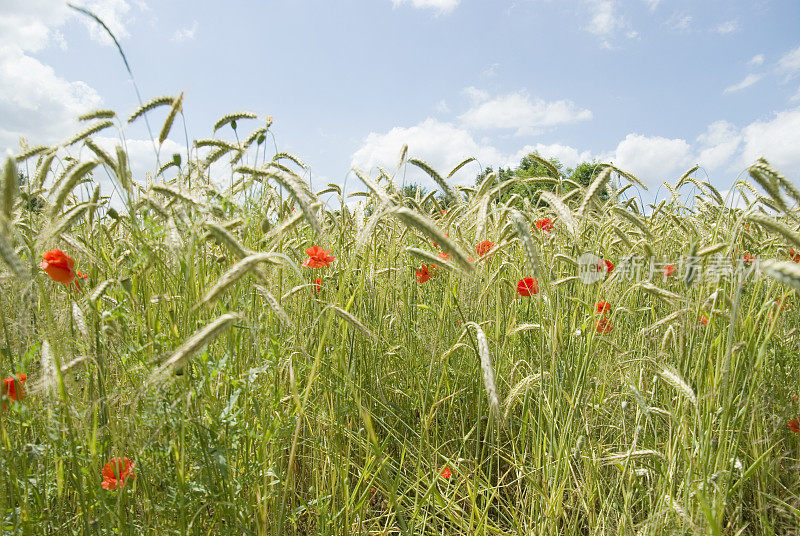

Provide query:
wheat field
left=1, top=97, right=799, bottom=535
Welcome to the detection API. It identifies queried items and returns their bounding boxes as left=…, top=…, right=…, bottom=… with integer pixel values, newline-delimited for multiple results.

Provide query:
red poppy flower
left=516, top=277, right=539, bottom=297
left=302, top=246, right=336, bottom=268
left=790, top=249, right=800, bottom=263
left=789, top=419, right=800, bottom=434
left=596, top=301, right=611, bottom=314
left=440, top=466, right=451, bottom=479
left=699, top=315, right=709, bottom=325
left=663, top=264, right=676, bottom=277
left=1, top=373, right=26, bottom=408
left=597, top=259, right=614, bottom=274
left=39, top=249, right=87, bottom=289
left=535, top=218, right=553, bottom=233
left=475, top=240, right=495, bottom=257
left=101, top=457, right=135, bottom=490
left=313, top=278, right=322, bottom=293
left=595, top=318, right=613, bottom=334
left=743, top=253, right=755, bottom=264
left=437, top=251, right=451, bottom=261
left=416, top=265, right=435, bottom=283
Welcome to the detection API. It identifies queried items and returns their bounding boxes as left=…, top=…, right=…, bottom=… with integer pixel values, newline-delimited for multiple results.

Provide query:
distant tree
left=400, top=183, right=428, bottom=200
left=568, top=161, right=608, bottom=200
left=474, top=152, right=607, bottom=207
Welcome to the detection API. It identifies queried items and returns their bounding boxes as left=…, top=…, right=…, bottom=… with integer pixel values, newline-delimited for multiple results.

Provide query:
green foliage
left=475, top=152, right=608, bottom=208
left=0, top=104, right=798, bottom=535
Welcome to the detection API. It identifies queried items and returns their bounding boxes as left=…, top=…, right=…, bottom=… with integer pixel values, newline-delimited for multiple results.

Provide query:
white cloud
left=696, top=120, right=741, bottom=170
left=583, top=0, right=635, bottom=47
left=462, top=86, right=489, bottom=104
left=723, top=73, right=763, bottom=94
left=458, top=91, right=592, bottom=135
left=352, top=108, right=800, bottom=195
left=171, top=20, right=198, bottom=42
left=482, top=63, right=499, bottom=77
left=585, top=0, right=619, bottom=36
left=713, top=20, right=739, bottom=35
left=0, top=0, right=146, bottom=154
left=607, top=134, right=694, bottom=187
left=777, top=44, right=800, bottom=77
left=390, top=0, right=460, bottom=14
left=0, top=0, right=71, bottom=53
left=508, top=143, right=593, bottom=170
left=0, top=47, right=103, bottom=152
left=643, top=0, right=660, bottom=12
left=434, top=99, right=449, bottom=113
left=670, top=15, right=692, bottom=31
left=738, top=108, right=800, bottom=173
left=351, top=118, right=500, bottom=186
left=95, top=135, right=183, bottom=182
left=748, top=54, right=765, bottom=67
left=76, top=0, right=137, bottom=45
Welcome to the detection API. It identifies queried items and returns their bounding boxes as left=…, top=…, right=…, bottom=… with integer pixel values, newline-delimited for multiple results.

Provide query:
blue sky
left=2, top=0, right=799, bottom=197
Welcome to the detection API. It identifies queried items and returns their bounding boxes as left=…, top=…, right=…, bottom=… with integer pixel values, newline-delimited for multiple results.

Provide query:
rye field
left=1, top=99, right=800, bottom=535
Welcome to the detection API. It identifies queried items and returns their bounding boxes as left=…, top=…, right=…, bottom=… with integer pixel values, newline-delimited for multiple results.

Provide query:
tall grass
left=0, top=102, right=798, bottom=536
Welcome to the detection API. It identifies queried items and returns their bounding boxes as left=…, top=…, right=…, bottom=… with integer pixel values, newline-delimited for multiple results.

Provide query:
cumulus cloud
left=351, top=106, right=800, bottom=196
left=723, top=73, right=763, bottom=94
left=738, top=108, right=800, bottom=173
left=77, top=0, right=135, bottom=45
left=696, top=121, right=741, bottom=170
left=607, top=134, right=694, bottom=187
left=458, top=91, right=592, bottom=135
left=0, top=0, right=142, bottom=154
left=0, top=47, right=103, bottom=151
left=351, top=118, right=499, bottom=186
left=390, top=0, right=460, bottom=14
left=171, top=20, right=198, bottom=42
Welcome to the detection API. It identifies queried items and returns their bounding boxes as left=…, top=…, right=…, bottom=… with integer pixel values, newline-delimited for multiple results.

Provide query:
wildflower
left=437, top=251, right=450, bottom=261
left=599, top=259, right=614, bottom=274
left=302, top=246, right=335, bottom=268
left=516, top=277, right=539, bottom=297
left=663, top=264, right=676, bottom=277
left=535, top=218, right=553, bottom=233
left=790, top=249, right=800, bottom=263
left=101, top=457, right=135, bottom=490
left=789, top=419, right=800, bottom=434
left=743, top=253, right=755, bottom=264
left=1, top=373, right=26, bottom=408
left=699, top=315, right=709, bottom=325
left=440, top=466, right=452, bottom=479
left=313, top=278, right=322, bottom=293
left=39, top=249, right=88, bottom=289
left=416, top=265, right=435, bottom=283
left=596, top=301, right=611, bottom=314
left=432, top=233, right=448, bottom=249
left=475, top=240, right=495, bottom=257
left=595, top=318, right=613, bottom=334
